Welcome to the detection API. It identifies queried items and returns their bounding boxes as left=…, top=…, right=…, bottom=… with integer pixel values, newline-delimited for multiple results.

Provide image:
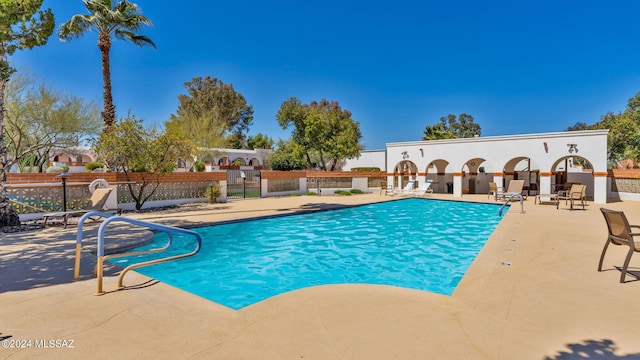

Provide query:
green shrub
left=334, top=190, right=352, bottom=196
left=288, top=193, right=302, bottom=197
left=306, top=191, right=318, bottom=196
left=85, top=161, right=104, bottom=171
left=194, top=161, right=205, bottom=172
left=351, top=167, right=380, bottom=172
left=204, top=183, right=221, bottom=203
left=46, top=165, right=69, bottom=173
left=349, top=189, right=364, bottom=194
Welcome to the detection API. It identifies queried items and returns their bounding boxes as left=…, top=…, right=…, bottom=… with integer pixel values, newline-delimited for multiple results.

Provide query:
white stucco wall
left=343, top=150, right=387, bottom=171
left=383, top=130, right=609, bottom=203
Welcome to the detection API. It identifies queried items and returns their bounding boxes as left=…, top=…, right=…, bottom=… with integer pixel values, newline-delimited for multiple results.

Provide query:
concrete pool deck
left=1, top=193, right=640, bottom=359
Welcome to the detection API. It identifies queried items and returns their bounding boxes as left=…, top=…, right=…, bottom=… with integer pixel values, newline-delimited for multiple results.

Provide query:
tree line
left=0, top=0, right=365, bottom=223
left=566, top=92, right=640, bottom=168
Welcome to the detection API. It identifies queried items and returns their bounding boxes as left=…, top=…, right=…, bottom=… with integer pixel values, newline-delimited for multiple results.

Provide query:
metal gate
left=226, top=170, right=261, bottom=199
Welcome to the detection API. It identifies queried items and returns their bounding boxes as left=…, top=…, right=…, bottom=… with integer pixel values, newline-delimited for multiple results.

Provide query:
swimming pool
left=111, top=198, right=505, bottom=309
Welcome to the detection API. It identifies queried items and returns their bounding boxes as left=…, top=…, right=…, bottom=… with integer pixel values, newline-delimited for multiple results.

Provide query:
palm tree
left=58, top=0, right=156, bottom=130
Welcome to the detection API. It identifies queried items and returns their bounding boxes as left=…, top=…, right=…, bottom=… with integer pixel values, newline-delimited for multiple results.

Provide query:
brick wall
left=608, top=169, right=640, bottom=179
left=6, top=173, right=118, bottom=184
left=261, top=170, right=386, bottom=180
left=305, top=170, right=385, bottom=178
left=261, top=171, right=306, bottom=180
left=6, top=171, right=226, bottom=185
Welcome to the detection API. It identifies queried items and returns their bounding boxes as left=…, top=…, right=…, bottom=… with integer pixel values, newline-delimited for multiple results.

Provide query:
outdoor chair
left=555, top=182, right=576, bottom=194
left=599, top=208, right=640, bottom=283
left=398, top=180, right=416, bottom=195
left=557, top=183, right=586, bottom=210
left=496, top=180, right=525, bottom=201
left=386, top=184, right=395, bottom=196
left=415, top=180, right=434, bottom=196
left=42, top=187, right=116, bottom=228
left=488, top=182, right=500, bottom=201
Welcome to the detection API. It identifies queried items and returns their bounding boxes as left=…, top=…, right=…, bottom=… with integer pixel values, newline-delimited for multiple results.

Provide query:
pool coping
left=112, top=198, right=504, bottom=310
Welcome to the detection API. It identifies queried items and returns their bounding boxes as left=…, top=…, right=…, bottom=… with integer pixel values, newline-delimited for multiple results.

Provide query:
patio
left=1, top=193, right=639, bottom=359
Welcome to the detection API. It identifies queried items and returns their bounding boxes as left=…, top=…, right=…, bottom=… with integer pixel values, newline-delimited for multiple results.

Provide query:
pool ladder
left=499, top=193, right=524, bottom=216
left=74, top=212, right=202, bottom=294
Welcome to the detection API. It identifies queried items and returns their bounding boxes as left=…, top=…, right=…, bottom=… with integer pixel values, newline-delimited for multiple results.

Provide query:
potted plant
left=204, top=183, right=221, bottom=203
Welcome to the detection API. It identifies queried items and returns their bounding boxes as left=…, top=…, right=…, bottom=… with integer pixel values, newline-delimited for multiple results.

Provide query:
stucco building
left=348, top=130, right=609, bottom=204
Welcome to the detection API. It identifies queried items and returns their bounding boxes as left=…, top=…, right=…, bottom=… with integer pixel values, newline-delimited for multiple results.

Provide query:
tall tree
left=58, top=0, right=156, bottom=130
left=576, top=92, right=640, bottom=165
left=276, top=97, right=362, bottom=171
left=269, top=139, right=307, bottom=171
left=247, top=133, right=274, bottom=149
left=0, top=0, right=54, bottom=226
left=94, top=114, right=193, bottom=210
left=165, top=76, right=254, bottom=151
left=422, top=113, right=481, bottom=140
left=566, top=122, right=589, bottom=131
left=5, top=70, right=101, bottom=172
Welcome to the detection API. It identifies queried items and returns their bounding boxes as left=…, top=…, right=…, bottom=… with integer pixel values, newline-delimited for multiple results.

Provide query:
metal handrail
left=74, top=211, right=120, bottom=280
left=73, top=213, right=202, bottom=294
left=499, top=193, right=524, bottom=216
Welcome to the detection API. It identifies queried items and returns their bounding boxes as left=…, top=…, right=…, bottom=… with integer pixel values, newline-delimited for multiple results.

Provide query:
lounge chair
left=496, top=180, right=525, bottom=201
left=557, top=183, right=586, bottom=210
left=42, top=187, right=116, bottom=228
left=398, top=180, right=416, bottom=195
left=415, top=180, right=434, bottom=196
left=599, top=208, right=640, bottom=282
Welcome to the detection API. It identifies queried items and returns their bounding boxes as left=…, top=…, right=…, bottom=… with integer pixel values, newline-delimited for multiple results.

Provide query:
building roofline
left=386, top=129, right=609, bottom=148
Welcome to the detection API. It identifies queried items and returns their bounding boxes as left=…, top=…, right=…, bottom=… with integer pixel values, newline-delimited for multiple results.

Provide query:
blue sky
left=11, top=1, right=640, bottom=150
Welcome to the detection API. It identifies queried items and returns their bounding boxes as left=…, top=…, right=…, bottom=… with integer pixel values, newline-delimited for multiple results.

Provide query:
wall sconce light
left=543, top=142, right=548, bottom=153
left=402, top=151, right=409, bottom=159
left=567, top=144, right=578, bottom=153
left=419, top=148, right=424, bottom=157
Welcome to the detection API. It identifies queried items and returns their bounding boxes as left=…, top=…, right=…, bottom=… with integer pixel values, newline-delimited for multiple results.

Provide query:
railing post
left=57, top=173, right=71, bottom=212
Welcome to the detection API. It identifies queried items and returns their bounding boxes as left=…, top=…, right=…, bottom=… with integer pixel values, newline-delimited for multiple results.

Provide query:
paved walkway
left=1, top=194, right=640, bottom=359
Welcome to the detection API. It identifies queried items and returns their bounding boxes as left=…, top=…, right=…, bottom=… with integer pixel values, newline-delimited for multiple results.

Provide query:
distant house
left=44, top=147, right=272, bottom=173
left=178, top=148, right=272, bottom=172
left=49, top=147, right=96, bottom=172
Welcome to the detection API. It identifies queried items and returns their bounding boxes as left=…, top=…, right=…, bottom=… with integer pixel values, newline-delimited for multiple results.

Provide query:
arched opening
left=462, top=157, right=490, bottom=194
left=232, top=157, right=246, bottom=166
left=248, top=157, right=260, bottom=166
left=501, top=157, right=541, bottom=197
left=218, top=157, right=231, bottom=166
left=393, top=160, right=418, bottom=190
left=424, top=159, right=449, bottom=193
left=552, top=156, right=594, bottom=199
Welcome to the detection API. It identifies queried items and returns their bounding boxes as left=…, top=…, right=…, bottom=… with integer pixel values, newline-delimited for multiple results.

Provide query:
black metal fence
left=226, top=170, right=261, bottom=199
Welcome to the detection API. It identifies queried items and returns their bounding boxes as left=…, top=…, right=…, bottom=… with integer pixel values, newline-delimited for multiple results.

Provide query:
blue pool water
left=111, top=198, right=505, bottom=309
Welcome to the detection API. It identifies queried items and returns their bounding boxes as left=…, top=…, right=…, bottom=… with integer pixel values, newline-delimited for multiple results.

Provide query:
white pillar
left=453, top=172, right=463, bottom=197
left=539, top=172, right=552, bottom=195
left=493, top=173, right=504, bottom=193
left=593, top=172, right=608, bottom=204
